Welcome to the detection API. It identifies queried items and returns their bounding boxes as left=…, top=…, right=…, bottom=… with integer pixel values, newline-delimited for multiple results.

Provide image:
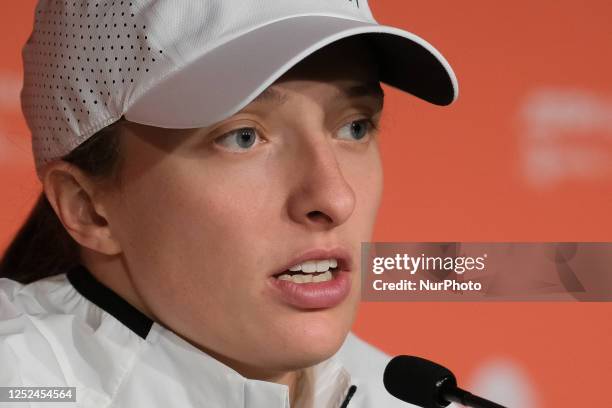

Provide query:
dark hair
left=0, top=118, right=125, bottom=283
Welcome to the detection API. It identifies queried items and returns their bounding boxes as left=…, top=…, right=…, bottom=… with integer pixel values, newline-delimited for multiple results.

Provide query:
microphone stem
left=442, top=387, right=507, bottom=408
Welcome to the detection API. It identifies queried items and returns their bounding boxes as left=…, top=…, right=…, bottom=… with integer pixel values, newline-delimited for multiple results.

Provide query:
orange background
left=2, top=1, right=611, bottom=407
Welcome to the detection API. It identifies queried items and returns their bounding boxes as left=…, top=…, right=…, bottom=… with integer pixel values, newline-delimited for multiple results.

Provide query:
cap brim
left=125, top=15, right=458, bottom=129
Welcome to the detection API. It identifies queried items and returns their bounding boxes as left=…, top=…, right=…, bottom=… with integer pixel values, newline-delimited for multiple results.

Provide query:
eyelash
left=213, top=116, right=379, bottom=152
left=355, top=117, right=379, bottom=134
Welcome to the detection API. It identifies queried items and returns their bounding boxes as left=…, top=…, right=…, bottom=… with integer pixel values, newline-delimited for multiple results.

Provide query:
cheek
left=119, top=159, right=276, bottom=261
left=113, top=158, right=284, bottom=313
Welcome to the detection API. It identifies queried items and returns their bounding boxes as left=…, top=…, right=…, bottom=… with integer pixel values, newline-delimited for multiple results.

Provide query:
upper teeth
left=288, top=258, right=338, bottom=273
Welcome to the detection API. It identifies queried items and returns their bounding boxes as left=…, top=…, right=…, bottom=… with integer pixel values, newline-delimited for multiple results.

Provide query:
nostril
left=307, top=210, right=333, bottom=224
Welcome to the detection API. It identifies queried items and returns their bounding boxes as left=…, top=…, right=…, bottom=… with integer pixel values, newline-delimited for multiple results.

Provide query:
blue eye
left=338, top=119, right=375, bottom=141
left=215, top=127, right=261, bottom=151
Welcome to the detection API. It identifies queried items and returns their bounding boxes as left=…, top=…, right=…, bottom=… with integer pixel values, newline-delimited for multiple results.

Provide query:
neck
left=176, top=334, right=305, bottom=405
left=81, top=253, right=156, bottom=321
left=81, top=254, right=306, bottom=405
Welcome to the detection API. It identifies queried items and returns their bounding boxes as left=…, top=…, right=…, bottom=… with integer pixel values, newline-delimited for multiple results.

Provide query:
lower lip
left=267, top=270, right=352, bottom=309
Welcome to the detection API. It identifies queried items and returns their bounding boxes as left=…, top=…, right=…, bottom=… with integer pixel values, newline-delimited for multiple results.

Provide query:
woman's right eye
left=214, top=127, right=263, bottom=152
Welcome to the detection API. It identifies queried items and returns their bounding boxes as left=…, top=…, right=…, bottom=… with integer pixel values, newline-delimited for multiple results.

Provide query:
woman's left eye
left=337, top=118, right=376, bottom=142
left=214, top=127, right=263, bottom=152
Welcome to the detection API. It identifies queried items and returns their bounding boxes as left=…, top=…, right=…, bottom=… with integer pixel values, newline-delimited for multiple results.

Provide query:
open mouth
left=268, top=255, right=351, bottom=309
left=272, top=258, right=341, bottom=284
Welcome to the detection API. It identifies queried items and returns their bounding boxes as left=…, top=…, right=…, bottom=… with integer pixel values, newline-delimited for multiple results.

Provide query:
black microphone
left=383, top=355, right=507, bottom=408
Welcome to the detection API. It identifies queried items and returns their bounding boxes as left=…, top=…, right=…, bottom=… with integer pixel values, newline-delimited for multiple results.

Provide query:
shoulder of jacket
left=0, top=275, right=68, bottom=317
left=0, top=277, right=55, bottom=386
left=0, top=277, right=30, bottom=320
left=0, top=276, right=23, bottom=300
left=0, top=275, right=129, bottom=407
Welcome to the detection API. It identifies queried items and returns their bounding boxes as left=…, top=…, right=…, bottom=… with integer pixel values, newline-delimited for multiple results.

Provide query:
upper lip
left=272, top=246, right=353, bottom=276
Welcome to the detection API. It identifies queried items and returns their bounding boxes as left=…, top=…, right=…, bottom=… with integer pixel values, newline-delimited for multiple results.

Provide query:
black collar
left=66, top=264, right=153, bottom=339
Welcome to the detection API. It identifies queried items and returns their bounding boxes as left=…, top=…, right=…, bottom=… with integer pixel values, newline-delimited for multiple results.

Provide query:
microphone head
left=383, top=355, right=457, bottom=408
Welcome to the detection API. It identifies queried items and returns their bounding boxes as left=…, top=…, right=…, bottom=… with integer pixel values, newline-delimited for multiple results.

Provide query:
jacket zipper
left=339, top=385, right=357, bottom=408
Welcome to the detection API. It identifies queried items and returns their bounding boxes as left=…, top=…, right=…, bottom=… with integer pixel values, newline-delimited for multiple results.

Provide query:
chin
left=266, top=313, right=352, bottom=371
left=274, top=342, right=346, bottom=372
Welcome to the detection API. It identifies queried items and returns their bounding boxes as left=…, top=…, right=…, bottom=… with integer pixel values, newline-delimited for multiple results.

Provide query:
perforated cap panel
left=21, top=1, right=169, bottom=174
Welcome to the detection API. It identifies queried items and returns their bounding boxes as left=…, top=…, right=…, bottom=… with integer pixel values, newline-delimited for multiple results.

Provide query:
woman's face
left=105, top=38, right=384, bottom=377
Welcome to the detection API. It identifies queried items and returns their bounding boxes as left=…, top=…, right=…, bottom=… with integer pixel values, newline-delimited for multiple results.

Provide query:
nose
left=286, top=137, right=356, bottom=230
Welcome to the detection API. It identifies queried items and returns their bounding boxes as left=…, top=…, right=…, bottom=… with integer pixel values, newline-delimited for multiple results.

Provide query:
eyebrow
left=250, top=81, right=385, bottom=107
left=342, top=82, right=385, bottom=100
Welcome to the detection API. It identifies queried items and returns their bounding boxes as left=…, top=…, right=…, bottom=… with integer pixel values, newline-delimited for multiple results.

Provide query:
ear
left=42, top=161, right=122, bottom=256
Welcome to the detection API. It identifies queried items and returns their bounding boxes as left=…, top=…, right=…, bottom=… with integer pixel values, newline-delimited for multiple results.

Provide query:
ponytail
left=0, top=117, right=124, bottom=283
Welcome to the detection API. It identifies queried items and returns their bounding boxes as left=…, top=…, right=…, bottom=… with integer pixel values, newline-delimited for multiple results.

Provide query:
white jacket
left=0, top=264, right=415, bottom=408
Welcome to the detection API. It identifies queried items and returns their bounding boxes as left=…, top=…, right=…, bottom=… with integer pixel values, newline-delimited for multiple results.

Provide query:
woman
left=0, top=1, right=457, bottom=407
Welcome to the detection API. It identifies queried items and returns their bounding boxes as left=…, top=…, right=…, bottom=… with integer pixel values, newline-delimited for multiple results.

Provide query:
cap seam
left=35, top=114, right=122, bottom=176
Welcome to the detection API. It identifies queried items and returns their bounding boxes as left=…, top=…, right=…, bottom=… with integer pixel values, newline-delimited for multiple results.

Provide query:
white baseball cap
left=21, top=0, right=458, bottom=179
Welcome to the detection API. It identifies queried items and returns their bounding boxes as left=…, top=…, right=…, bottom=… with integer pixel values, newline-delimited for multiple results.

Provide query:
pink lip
left=266, top=247, right=354, bottom=310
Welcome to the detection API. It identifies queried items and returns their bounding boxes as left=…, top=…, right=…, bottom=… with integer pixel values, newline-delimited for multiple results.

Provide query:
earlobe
left=42, top=162, right=122, bottom=256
